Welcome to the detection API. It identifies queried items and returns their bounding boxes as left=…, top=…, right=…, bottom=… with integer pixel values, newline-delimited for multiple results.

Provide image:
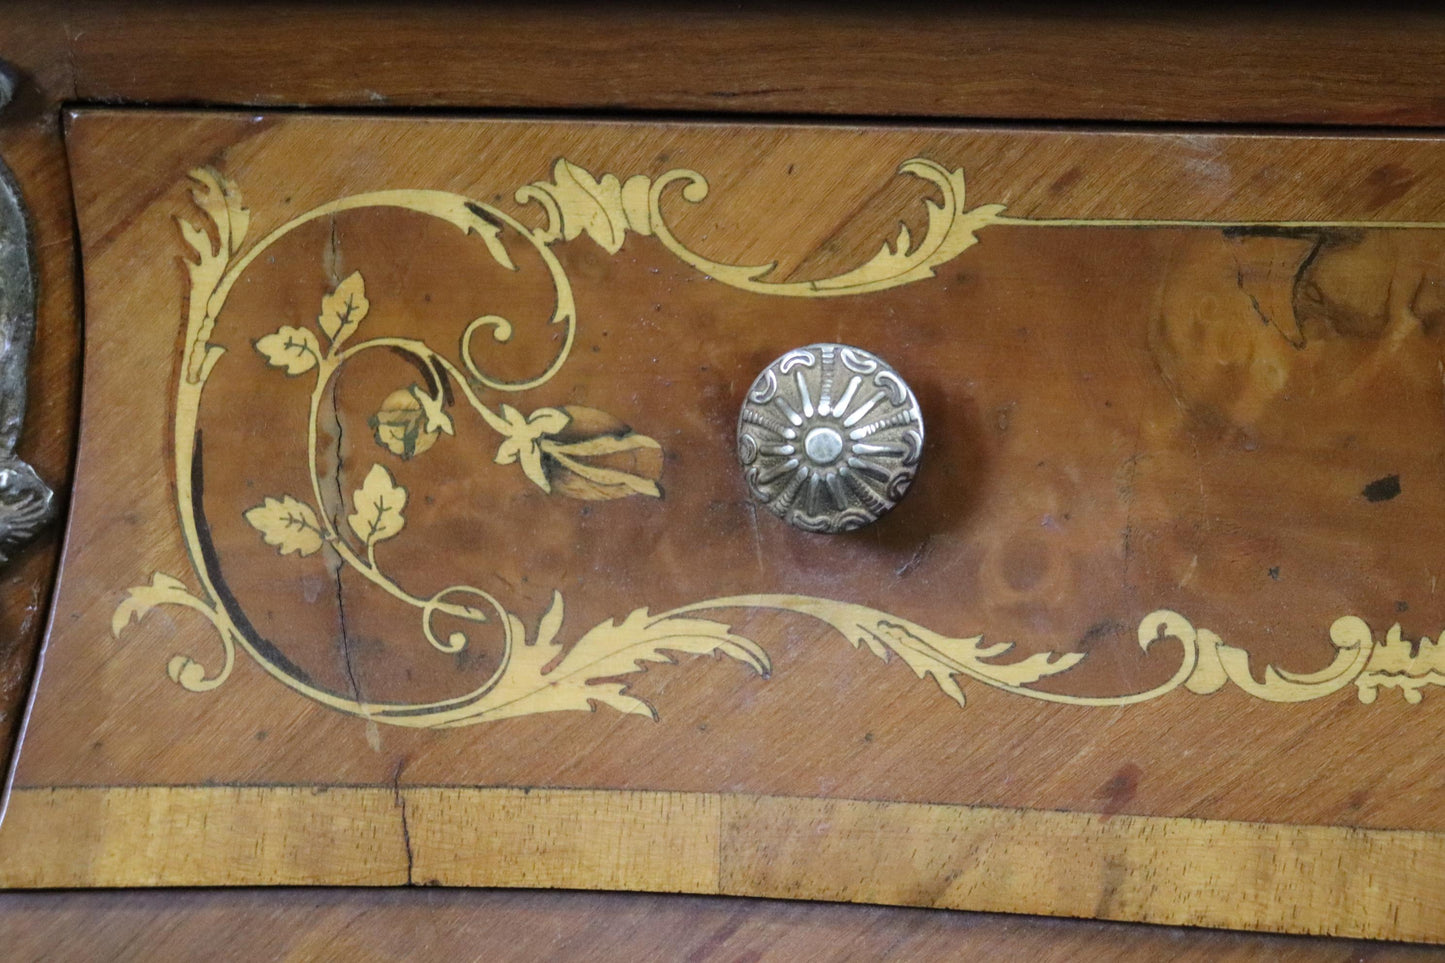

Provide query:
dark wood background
left=7, top=2, right=1445, bottom=956
left=5, top=889, right=1443, bottom=962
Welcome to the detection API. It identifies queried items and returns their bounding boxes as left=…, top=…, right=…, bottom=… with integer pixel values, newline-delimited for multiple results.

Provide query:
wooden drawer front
left=8, top=111, right=1445, bottom=940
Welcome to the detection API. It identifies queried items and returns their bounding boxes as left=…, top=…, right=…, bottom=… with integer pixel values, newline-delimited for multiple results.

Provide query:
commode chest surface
left=7, top=6, right=1445, bottom=957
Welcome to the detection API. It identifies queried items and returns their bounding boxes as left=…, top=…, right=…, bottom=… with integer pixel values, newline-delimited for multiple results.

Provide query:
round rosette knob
left=737, top=343, right=923, bottom=533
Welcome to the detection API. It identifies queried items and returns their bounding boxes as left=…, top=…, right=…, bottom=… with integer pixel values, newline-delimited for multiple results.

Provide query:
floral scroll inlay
left=111, top=158, right=1445, bottom=727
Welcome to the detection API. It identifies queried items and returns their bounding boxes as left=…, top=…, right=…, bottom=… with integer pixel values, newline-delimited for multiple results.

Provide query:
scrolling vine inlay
left=111, top=158, right=1445, bottom=727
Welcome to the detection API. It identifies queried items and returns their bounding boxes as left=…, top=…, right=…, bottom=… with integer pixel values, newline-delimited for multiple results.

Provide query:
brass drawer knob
left=737, top=343, right=923, bottom=533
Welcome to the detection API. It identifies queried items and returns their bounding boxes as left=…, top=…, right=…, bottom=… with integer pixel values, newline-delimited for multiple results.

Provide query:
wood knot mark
left=1365, top=163, right=1416, bottom=211
left=1098, top=763, right=1142, bottom=820
left=1362, top=474, right=1401, bottom=503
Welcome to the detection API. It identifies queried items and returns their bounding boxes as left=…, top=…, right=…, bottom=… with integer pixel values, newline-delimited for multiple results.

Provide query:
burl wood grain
left=9, top=112, right=1445, bottom=939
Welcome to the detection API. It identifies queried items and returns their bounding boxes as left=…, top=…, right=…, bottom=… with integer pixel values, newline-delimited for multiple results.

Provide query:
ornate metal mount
left=0, top=63, right=55, bottom=563
left=737, top=343, right=923, bottom=533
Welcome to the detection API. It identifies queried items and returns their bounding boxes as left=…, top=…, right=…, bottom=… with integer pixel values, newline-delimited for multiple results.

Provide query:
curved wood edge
left=2, top=889, right=1436, bottom=962
left=0, top=114, right=79, bottom=791
left=1, top=786, right=1441, bottom=942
